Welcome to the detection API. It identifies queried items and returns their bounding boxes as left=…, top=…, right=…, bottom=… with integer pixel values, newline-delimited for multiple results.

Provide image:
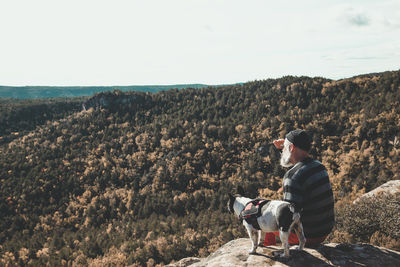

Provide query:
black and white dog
left=227, top=187, right=305, bottom=257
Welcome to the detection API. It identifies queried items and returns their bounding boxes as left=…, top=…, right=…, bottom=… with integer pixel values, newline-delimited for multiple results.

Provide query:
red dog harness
left=239, top=199, right=270, bottom=230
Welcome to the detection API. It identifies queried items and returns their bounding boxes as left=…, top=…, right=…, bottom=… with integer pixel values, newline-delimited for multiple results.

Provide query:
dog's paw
left=272, top=251, right=290, bottom=258
left=272, top=251, right=281, bottom=257
left=279, top=252, right=290, bottom=258
left=248, top=248, right=257, bottom=254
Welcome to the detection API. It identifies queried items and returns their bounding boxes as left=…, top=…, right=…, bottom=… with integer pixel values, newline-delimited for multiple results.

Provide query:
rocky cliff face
left=168, top=238, right=400, bottom=267
left=82, top=90, right=150, bottom=110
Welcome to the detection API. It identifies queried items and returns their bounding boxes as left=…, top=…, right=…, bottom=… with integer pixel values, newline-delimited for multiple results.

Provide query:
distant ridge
left=0, top=84, right=213, bottom=99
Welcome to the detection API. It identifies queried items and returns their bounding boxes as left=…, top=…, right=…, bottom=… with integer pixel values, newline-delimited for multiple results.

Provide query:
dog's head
left=227, top=186, right=246, bottom=214
left=236, top=185, right=245, bottom=196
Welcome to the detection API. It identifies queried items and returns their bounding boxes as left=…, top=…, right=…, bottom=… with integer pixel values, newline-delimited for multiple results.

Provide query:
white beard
left=280, top=146, right=293, bottom=168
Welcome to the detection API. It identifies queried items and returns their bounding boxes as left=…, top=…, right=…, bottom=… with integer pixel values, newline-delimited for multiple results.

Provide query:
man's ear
left=237, top=185, right=245, bottom=196
left=289, top=143, right=295, bottom=152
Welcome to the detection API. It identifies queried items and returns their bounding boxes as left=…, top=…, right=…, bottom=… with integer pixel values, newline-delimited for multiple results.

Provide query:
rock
left=167, top=238, right=400, bottom=267
left=168, top=257, right=201, bottom=267
left=354, top=180, right=400, bottom=204
left=82, top=90, right=149, bottom=110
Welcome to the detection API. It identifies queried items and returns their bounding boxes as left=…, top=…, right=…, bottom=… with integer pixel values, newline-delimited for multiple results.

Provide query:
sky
left=0, top=0, right=399, bottom=86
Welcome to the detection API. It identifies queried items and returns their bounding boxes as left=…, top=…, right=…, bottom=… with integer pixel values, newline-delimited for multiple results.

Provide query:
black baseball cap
left=285, top=130, right=312, bottom=152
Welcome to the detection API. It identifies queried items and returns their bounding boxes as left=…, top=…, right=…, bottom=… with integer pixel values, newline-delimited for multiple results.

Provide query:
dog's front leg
left=246, top=226, right=257, bottom=254
left=257, top=230, right=262, bottom=246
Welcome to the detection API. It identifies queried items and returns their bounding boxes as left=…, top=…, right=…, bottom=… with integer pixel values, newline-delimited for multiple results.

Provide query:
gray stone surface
left=167, top=238, right=400, bottom=267
left=354, top=180, right=400, bottom=203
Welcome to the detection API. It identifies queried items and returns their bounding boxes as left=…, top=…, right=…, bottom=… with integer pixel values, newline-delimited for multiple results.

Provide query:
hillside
left=0, top=70, right=399, bottom=266
left=0, top=97, right=85, bottom=145
left=0, top=84, right=212, bottom=99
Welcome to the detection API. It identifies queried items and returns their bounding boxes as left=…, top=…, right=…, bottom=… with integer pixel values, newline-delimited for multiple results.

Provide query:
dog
left=227, top=186, right=305, bottom=257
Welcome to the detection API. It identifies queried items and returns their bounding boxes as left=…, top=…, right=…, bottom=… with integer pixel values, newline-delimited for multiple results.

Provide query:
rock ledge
left=168, top=238, right=400, bottom=267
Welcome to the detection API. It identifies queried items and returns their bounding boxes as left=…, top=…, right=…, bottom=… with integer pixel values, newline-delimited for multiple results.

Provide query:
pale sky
left=1, top=0, right=399, bottom=86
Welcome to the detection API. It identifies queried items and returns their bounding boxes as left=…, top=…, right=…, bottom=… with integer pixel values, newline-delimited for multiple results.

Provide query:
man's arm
left=283, top=172, right=304, bottom=212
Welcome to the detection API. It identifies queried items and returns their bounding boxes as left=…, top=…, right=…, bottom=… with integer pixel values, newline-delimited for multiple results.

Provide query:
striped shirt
left=283, top=157, right=335, bottom=238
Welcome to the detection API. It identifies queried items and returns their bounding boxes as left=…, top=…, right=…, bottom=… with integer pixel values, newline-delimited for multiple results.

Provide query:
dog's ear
left=228, top=193, right=235, bottom=213
left=237, top=185, right=245, bottom=196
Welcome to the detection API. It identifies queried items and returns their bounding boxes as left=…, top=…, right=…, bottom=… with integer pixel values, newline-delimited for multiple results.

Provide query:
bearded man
left=264, top=129, right=335, bottom=247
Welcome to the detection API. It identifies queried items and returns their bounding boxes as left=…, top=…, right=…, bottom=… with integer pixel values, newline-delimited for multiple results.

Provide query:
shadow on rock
left=316, top=243, right=400, bottom=266
left=261, top=247, right=333, bottom=267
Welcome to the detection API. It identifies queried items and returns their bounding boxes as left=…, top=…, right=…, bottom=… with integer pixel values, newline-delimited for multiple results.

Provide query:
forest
left=0, top=84, right=210, bottom=99
left=0, top=70, right=399, bottom=266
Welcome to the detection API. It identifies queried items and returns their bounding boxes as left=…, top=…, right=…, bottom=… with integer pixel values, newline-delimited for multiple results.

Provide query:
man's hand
left=273, top=139, right=285, bottom=150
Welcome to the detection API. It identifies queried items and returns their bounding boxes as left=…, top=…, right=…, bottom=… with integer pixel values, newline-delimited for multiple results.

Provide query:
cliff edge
left=167, top=238, right=400, bottom=267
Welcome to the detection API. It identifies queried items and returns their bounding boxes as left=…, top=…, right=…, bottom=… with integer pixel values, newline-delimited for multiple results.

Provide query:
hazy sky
left=1, top=0, right=399, bottom=86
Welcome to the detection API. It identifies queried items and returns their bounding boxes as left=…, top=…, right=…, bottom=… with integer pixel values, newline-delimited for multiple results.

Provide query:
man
left=264, top=129, right=335, bottom=247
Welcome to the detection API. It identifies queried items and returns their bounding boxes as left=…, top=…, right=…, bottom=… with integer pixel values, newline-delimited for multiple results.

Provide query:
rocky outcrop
left=354, top=180, right=400, bottom=204
left=168, top=238, right=400, bottom=267
left=82, top=90, right=150, bottom=110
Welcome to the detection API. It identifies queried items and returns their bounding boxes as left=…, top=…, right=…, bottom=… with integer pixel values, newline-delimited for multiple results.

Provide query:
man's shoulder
left=290, top=158, right=327, bottom=182
left=285, top=158, right=327, bottom=179
left=300, top=158, right=325, bottom=171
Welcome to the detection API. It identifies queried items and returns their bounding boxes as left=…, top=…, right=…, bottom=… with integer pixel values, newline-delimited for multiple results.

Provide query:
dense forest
left=0, top=70, right=399, bottom=266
